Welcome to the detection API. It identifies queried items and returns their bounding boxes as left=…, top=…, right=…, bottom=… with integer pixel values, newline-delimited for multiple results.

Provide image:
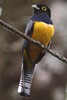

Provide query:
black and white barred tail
left=18, top=64, right=34, bottom=97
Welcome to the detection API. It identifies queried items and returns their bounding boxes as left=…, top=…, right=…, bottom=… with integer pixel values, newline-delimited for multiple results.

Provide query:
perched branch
left=0, top=19, right=67, bottom=64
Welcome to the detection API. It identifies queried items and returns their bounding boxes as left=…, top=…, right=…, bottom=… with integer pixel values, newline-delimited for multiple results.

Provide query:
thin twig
left=0, top=19, right=67, bottom=64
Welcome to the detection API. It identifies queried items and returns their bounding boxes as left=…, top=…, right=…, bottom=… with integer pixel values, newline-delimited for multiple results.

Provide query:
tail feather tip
left=20, top=92, right=30, bottom=97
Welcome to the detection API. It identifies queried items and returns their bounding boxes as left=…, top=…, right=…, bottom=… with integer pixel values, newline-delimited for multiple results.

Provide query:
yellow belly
left=32, top=21, right=54, bottom=45
left=29, top=21, right=54, bottom=62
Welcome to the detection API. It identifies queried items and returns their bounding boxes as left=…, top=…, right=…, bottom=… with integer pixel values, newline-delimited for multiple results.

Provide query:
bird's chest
left=31, top=21, right=54, bottom=45
left=28, top=22, right=54, bottom=62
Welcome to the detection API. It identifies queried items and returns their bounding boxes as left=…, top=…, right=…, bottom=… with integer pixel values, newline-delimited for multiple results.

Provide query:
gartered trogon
left=18, top=4, right=54, bottom=97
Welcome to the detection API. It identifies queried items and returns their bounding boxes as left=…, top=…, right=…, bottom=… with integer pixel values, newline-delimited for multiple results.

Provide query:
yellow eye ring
left=42, top=6, right=47, bottom=11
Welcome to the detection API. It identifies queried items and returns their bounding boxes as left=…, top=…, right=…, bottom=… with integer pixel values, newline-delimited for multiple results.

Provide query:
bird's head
left=31, top=4, right=51, bottom=18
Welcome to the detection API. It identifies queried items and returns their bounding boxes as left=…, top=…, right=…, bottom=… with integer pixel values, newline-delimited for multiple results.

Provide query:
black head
left=31, top=4, right=51, bottom=18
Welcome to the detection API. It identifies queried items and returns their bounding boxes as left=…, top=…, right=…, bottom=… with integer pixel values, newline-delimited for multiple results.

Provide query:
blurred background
left=0, top=0, right=67, bottom=100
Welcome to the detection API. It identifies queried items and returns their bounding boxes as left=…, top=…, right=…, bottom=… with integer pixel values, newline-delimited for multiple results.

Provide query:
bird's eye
left=42, top=6, right=47, bottom=11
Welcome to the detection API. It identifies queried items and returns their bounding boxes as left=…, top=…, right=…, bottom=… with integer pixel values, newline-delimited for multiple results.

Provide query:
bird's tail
left=18, top=63, right=34, bottom=97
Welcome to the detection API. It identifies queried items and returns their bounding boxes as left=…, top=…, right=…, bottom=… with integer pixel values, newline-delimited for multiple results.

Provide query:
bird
left=18, top=4, right=54, bottom=97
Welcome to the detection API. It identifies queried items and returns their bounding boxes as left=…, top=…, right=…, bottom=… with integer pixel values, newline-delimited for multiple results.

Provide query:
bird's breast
left=29, top=21, right=54, bottom=62
left=32, top=21, right=54, bottom=45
